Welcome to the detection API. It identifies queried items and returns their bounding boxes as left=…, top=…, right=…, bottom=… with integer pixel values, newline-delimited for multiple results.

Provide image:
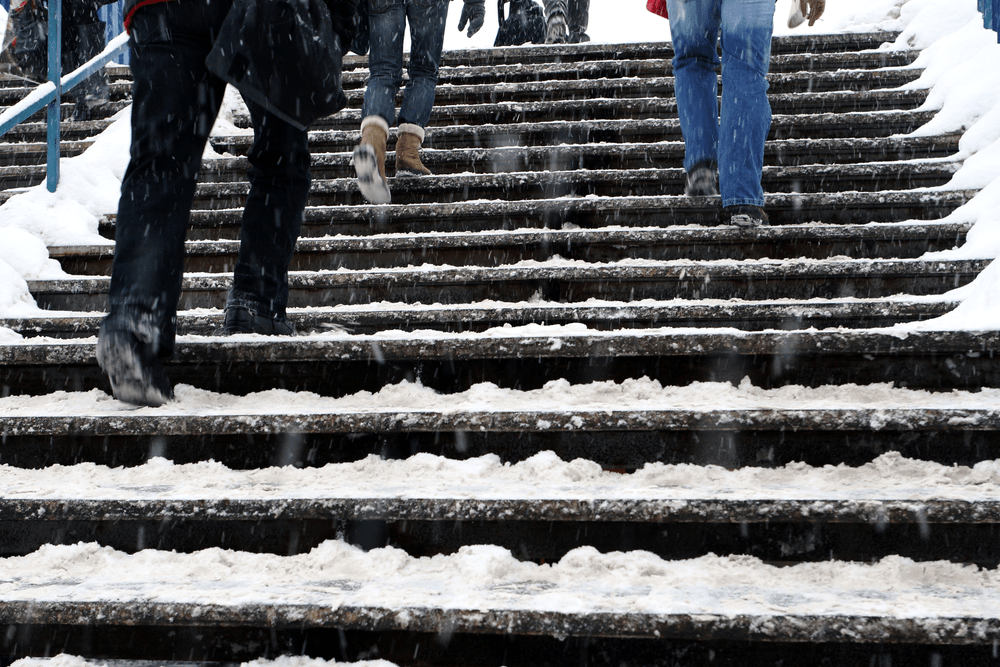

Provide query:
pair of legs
left=8, top=0, right=108, bottom=117
left=666, top=0, right=774, bottom=214
left=542, top=0, right=589, bottom=44
left=100, top=0, right=311, bottom=405
left=355, top=0, right=449, bottom=202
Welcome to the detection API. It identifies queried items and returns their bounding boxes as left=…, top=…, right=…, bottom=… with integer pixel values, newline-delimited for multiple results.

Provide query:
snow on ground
left=0, top=450, right=998, bottom=503
left=4, top=375, right=1000, bottom=418
left=12, top=659, right=397, bottom=667
left=0, top=540, right=998, bottom=622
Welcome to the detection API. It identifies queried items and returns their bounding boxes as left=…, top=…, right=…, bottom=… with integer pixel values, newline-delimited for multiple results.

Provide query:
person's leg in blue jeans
left=718, top=0, right=773, bottom=210
left=666, top=0, right=722, bottom=195
left=666, top=0, right=773, bottom=225
left=354, top=0, right=406, bottom=203
left=394, top=0, right=448, bottom=176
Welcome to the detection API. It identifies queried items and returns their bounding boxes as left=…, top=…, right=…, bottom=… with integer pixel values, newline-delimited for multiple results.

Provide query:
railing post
left=46, top=0, right=62, bottom=193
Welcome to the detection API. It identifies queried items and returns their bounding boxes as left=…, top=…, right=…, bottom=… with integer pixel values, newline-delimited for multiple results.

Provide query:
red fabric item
left=646, top=0, right=668, bottom=19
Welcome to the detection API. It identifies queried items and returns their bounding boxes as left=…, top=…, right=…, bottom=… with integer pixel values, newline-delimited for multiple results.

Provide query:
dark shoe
left=96, top=322, right=174, bottom=408
left=684, top=161, right=719, bottom=196
left=725, top=205, right=769, bottom=228
left=218, top=306, right=296, bottom=335
left=569, top=30, right=590, bottom=44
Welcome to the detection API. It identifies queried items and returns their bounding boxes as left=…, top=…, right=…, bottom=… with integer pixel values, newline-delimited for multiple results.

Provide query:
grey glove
left=458, top=0, right=485, bottom=37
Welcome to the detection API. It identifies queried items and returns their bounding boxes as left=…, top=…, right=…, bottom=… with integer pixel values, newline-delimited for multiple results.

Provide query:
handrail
left=0, top=3, right=129, bottom=192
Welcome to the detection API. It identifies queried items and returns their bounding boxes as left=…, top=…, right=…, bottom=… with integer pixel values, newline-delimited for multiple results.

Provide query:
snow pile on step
left=1, top=540, right=998, bottom=622
left=3, top=377, right=1000, bottom=418
left=11, top=656, right=396, bottom=667
left=0, top=451, right=998, bottom=503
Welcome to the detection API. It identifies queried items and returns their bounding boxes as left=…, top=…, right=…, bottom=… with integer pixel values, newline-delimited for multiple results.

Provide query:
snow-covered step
left=2, top=378, right=997, bottom=469
left=214, top=113, right=943, bottom=160
left=52, top=221, right=972, bottom=277
left=5, top=329, right=998, bottom=399
left=137, top=191, right=972, bottom=241
left=2, top=297, right=958, bottom=340
left=0, top=541, right=998, bottom=649
left=305, top=90, right=929, bottom=132
left=185, top=164, right=959, bottom=212
left=335, top=61, right=921, bottom=93
left=27, top=258, right=988, bottom=312
left=194, top=135, right=962, bottom=185
left=424, top=32, right=908, bottom=66
left=0, top=452, right=998, bottom=563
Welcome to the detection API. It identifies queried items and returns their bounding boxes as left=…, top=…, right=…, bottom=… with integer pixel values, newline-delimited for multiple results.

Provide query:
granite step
left=52, top=221, right=971, bottom=276
left=4, top=329, right=998, bottom=399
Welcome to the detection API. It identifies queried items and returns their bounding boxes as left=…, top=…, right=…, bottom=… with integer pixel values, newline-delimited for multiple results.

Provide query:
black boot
left=217, top=306, right=296, bottom=335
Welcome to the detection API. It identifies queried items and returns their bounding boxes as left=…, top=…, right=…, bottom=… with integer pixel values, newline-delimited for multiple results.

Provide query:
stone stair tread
left=193, top=162, right=960, bottom=195
left=422, top=32, right=906, bottom=64
left=6, top=328, right=997, bottom=364
left=150, top=191, right=973, bottom=238
left=280, top=89, right=931, bottom=131
left=1, top=297, right=958, bottom=338
left=51, top=219, right=975, bottom=262
left=0, top=543, right=997, bottom=645
left=0, top=450, right=999, bottom=521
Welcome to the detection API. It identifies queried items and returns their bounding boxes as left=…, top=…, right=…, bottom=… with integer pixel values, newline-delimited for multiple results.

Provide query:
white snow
left=11, top=658, right=398, bottom=667
left=4, top=376, right=1000, bottom=418
left=0, top=540, right=997, bottom=623
left=0, top=449, right=999, bottom=504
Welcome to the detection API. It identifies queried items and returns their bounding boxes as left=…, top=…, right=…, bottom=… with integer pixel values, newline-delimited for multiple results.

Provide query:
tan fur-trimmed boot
left=395, top=123, right=432, bottom=177
left=353, top=116, right=391, bottom=204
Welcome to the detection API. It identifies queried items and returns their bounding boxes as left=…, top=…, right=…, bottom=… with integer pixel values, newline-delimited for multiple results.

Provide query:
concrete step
left=420, top=32, right=907, bottom=65
left=211, top=113, right=941, bottom=162
left=185, top=163, right=959, bottom=211
left=53, top=221, right=971, bottom=276
left=4, top=329, right=999, bottom=399
left=0, top=134, right=962, bottom=191
left=301, top=90, right=930, bottom=133
left=27, top=257, right=988, bottom=312
left=0, top=450, right=998, bottom=562
left=0, top=298, right=957, bottom=339
left=120, top=190, right=973, bottom=240
left=0, top=543, right=997, bottom=658
left=335, top=59, right=922, bottom=91
left=0, top=378, right=995, bottom=471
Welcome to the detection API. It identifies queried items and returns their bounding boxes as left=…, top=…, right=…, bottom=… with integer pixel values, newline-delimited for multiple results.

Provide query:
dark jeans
left=361, top=0, right=449, bottom=128
left=107, top=0, right=311, bottom=356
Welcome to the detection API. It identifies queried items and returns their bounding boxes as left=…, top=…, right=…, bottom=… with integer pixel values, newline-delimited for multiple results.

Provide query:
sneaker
left=725, top=205, right=769, bottom=228
left=96, top=322, right=174, bottom=407
left=684, top=161, right=719, bottom=197
left=545, top=13, right=568, bottom=44
left=217, top=306, right=296, bottom=336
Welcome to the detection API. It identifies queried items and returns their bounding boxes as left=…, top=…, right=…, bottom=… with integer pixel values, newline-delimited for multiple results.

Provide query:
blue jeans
left=666, top=0, right=774, bottom=208
left=107, top=0, right=311, bottom=355
left=362, top=0, right=449, bottom=128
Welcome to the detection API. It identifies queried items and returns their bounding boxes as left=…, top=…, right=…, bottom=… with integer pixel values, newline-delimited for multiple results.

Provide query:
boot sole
left=353, top=144, right=392, bottom=205
left=97, top=334, right=174, bottom=408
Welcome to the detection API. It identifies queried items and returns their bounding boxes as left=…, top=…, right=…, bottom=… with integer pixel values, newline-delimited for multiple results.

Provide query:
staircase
left=2, top=31, right=1000, bottom=666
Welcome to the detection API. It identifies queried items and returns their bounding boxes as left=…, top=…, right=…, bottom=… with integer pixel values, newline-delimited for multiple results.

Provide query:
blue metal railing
left=0, top=2, right=129, bottom=192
